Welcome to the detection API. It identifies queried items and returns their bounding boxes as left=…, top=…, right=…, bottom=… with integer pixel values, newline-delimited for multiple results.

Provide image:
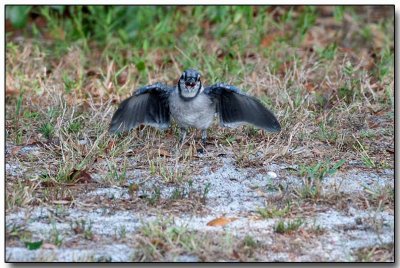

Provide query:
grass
left=274, top=218, right=304, bottom=234
left=71, top=219, right=94, bottom=240
left=363, top=184, right=394, bottom=210
left=114, top=225, right=127, bottom=240
left=354, top=243, right=394, bottom=262
left=39, top=122, right=55, bottom=139
left=6, top=180, right=35, bottom=210
left=106, top=158, right=128, bottom=183
left=132, top=217, right=266, bottom=261
left=133, top=217, right=199, bottom=261
left=133, top=178, right=210, bottom=208
left=295, top=159, right=346, bottom=200
left=257, top=202, right=292, bottom=219
left=6, top=223, right=33, bottom=245
left=5, top=5, right=394, bottom=262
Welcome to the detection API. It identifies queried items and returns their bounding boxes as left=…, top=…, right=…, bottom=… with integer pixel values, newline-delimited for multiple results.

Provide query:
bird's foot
left=197, top=129, right=208, bottom=154
left=196, top=148, right=204, bottom=154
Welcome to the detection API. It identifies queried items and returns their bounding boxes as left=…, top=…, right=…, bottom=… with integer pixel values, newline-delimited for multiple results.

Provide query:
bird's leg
left=201, top=129, right=207, bottom=146
left=179, top=127, right=187, bottom=144
left=197, top=129, right=207, bottom=154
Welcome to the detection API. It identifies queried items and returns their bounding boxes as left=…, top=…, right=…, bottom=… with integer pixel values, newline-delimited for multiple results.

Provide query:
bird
left=109, top=69, right=281, bottom=146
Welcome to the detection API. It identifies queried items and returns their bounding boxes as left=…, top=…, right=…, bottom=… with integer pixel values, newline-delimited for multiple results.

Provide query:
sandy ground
left=5, top=142, right=394, bottom=262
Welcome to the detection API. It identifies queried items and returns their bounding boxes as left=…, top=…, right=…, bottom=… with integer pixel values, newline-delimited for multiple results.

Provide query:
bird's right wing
left=109, top=83, right=173, bottom=133
left=204, top=83, right=281, bottom=132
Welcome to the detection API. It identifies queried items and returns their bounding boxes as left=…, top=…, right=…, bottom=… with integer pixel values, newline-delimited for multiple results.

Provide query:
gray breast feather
left=169, top=90, right=215, bottom=129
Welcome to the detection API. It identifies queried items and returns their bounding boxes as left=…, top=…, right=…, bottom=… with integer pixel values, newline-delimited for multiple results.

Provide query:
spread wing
left=109, top=83, right=173, bottom=133
left=204, top=83, right=281, bottom=132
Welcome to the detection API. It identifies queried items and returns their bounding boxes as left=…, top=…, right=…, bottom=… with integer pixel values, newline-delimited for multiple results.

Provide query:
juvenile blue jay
left=109, top=69, right=281, bottom=144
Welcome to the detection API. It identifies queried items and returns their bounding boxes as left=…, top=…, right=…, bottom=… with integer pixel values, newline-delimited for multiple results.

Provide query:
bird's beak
left=185, top=78, right=196, bottom=88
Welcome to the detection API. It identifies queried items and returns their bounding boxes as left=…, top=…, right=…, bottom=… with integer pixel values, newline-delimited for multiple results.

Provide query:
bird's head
left=178, top=69, right=202, bottom=99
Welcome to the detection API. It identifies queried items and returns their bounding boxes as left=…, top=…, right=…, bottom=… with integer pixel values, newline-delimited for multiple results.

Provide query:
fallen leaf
left=105, top=140, right=116, bottom=154
left=117, top=70, right=129, bottom=86
left=158, top=148, right=171, bottom=157
left=11, top=146, right=22, bottom=156
left=72, top=225, right=84, bottom=234
left=304, top=82, right=317, bottom=92
left=151, top=238, right=165, bottom=247
left=368, top=122, right=380, bottom=129
left=129, top=183, right=139, bottom=193
left=41, top=243, right=57, bottom=250
left=261, top=31, right=283, bottom=48
left=68, top=169, right=92, bottom=183
left=311, top=148, right=323, bottom=156
left=232, top=249, right=241, bottom=260
left=6, top=86, right=19, bottom=96
left=51, top=200, right=71, bottom=205
left=41, top=180, right=56, bottom=187
left=86, top=69, right=100, bottom=77
left=207, top=217, right=238, bottom=227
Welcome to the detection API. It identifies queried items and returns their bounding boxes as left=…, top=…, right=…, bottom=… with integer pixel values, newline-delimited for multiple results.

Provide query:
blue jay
left=109, top=69, right=281, bottom=145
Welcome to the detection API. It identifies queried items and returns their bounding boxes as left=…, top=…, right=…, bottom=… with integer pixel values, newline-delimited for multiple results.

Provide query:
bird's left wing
left=109, top=83, right=173, bottom=133
left=204, top=83, right=281, bottom=132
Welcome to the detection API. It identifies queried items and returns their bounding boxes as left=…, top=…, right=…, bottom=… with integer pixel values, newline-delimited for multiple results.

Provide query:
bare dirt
left=5, top=141, right=394, bottom=262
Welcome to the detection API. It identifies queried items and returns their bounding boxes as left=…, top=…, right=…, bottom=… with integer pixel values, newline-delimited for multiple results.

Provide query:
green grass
left=66, top=120, right=83, bottom=134
left=49, top=222, right=63, bottom=246
left=38, top=122, right=55, bottom=139
left=300, top=159, right=346, bottom=182
left=274, top=218, right=304, bottom=234
left=296, top=159, right=346, bottom=199
left=106, top=158, right=128, bottom=183
left=257, top=202, right=291, bottom=219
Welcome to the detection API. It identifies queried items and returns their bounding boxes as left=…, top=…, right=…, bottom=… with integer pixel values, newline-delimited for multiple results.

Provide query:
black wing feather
left=109, top=83, right=172, bottom=133
left=205, top=83, right=281, bottom=132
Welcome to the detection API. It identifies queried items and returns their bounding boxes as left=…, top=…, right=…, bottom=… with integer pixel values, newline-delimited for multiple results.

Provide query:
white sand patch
left=6, top=157, right=394, bottom=261
left=87, top=187, right=131, bottom=200
left=6, top=244, right=134, bottom=262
